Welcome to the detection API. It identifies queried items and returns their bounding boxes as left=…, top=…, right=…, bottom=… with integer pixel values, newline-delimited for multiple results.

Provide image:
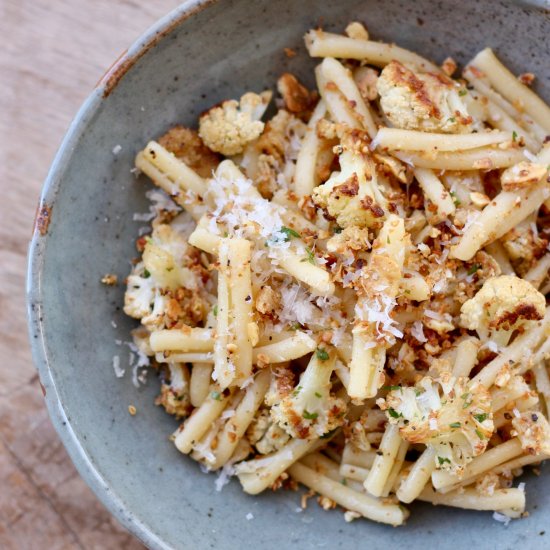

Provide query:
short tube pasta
left=288, top=462, right=408, bottom=526
left=122, top=20, right=550, bottom=528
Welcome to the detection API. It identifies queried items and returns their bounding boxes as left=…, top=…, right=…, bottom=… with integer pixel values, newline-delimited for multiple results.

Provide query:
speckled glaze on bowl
left=27, top=1, right=550, bottom=548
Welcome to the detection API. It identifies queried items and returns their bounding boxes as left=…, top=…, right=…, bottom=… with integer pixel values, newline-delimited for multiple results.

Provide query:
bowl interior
left=28, top=0, right=550, bottom=548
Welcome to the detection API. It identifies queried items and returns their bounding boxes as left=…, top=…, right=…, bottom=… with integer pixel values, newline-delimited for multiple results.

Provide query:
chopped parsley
left=473, top=413, right=488, bottom=423
left=459, top=89, right=467, bottom=96
left=303, top=410, right=319, bottom=420
left=143, top=269, right=151, bottom=278
left=449, top=422, right=461, bottom=429
left=448, top=117, right=456, bottom=123
left=211, top=391, right=222, bottom=401
left=280, top=226, right=301, bottom=241
left=512, top=130, right=518, bottom=142
left=290, top=322, right=302, bottom=331
left=316, top=348, right=330, bottom=361
left=315, top=391, right=323, bottom=398
left=438, top=456, right=451, bottom=465
left=467, top=264, right=481, bottom=275
left=414, top=388, right=425, bottom=397
left=388, top=408, right=402, bottom=419
left=333, top=226, right=343, bottom=234
left=450, top=191, right=461, bottom=207
left=302, top=247, right=315, bottom=264
left=293, top=385, right=303, bottom=397
left=382, top=385, right=402, bottom=391
left=475, top=428, right=485, bottom=440
left=213, top=304, right=218, bottom=317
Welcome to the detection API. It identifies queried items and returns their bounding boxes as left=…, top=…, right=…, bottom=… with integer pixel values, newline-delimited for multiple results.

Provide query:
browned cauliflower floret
left=511, top=411, right=550, bottom=456
left=157, top=125, right=220, bottom=177
left=326, top=225, right=371, bottom=258
left=124, top=224, right=208, bottom=328
left=312, top=129, right=387, bottom=228
left=270, top=349, right=347, bottom=439
left=377, top=61, right=472, bottom=133
left=155, top=364, right=192, bottom=419
left=460, top=275, right=546, bottom=347
left=501, top=219, right=548, bottom=275
left=198, top=91, right=272, bottom=156
left=246, top=409, right=291, bottom=454
left=382, top=374, right=494, bottom=474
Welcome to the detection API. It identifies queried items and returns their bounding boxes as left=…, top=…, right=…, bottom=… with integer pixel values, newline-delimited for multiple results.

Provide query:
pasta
left=120, top=20, right=550, bottom=526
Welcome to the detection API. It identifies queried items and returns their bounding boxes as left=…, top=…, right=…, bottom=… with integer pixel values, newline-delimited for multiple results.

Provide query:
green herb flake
left=414, top=388, right=425, bottom=397
left=341, top=478, right=348, bottom=486
left=293, top=385, right=303, bottom=397
left=450, top=191, right=461, bottom=207
left=333, top=226, right=343, bottom=234
left=512, top=131, right=518, bottom=142
left=315, top=391, right=323, bottom=398
left=388, top=408, right=402, bottom=419
left=280, top=226, right=301, bottom=241
left=467, top=264, right=481, bottom=275
left=474, top=413, right=488, bottom=423
left=303, top=410, right=319, bottom=420
left=316, top=348, right=330, bottom=361
left=448, top=117, right=456, bottom=123
left=459, top=89, right=467, bottom=96
left=382, top=385, right=402, bottom=392
left=449, top=422, right=461, bottom=429
left=304, top=247, right=315, bottom=264
left=475, top=428, right=485, bottom=440
left=143, top=269, right=151, bottom=278
left=290, top=322, right=302, bottom=331
left=213, top=305, right=218, bottom=317
left=438, top=456, right=451, bottom=465
left=211, top=391, right=222, bottom=401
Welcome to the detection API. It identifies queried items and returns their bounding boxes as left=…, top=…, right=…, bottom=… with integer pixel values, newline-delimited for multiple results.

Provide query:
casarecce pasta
left=120, top=20, right=550, bottom=526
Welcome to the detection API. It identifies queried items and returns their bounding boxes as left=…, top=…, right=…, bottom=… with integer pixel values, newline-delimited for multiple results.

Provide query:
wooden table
left=0, top=1, right=181, bottom=547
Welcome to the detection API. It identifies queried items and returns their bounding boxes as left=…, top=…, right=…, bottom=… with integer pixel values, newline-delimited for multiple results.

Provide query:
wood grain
left=0, top=1, right=180, bottom=547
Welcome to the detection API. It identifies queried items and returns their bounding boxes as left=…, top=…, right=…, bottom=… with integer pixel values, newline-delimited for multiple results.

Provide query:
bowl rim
left=26, top=2, right=215, bottom=548
left=25, top=0, right=548, bottom=548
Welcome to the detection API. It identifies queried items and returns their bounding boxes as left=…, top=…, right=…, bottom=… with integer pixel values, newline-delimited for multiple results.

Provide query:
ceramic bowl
left=27, top=1, right=550, bottom=548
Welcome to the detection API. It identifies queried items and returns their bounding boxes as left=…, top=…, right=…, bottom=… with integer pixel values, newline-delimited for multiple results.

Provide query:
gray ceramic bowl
left=27, top=1, right=550, bottom=548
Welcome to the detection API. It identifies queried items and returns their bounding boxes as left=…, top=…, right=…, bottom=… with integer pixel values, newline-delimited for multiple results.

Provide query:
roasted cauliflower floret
left=124, top=270, right=156, bottom=319
left=460, top=275, right=546, bottom=346
left=124, top=224, right=208, bottom=327
left=198, top=91, right=272, bottom=155
left=326, top=225, right=371, bottom=258
left=511, top=411, right=550, bottom=456
left=377, top=61, right=472, bottom=133
left=246, top=409, right=291, bottom=454
left=501, top=219, right=548, bottom=275
left=382, top=374, right=494, bottom=474
left=270, top=349, right=347, bottom=439
left=155, top=364, right=192, bottom=419
left=312, top=129, right=386, bottom=228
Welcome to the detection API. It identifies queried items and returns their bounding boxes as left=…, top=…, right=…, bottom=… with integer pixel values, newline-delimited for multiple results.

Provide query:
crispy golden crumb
left=101, top=273, right=118, bottom=286
left=128, top=405, right=137, bottom=416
